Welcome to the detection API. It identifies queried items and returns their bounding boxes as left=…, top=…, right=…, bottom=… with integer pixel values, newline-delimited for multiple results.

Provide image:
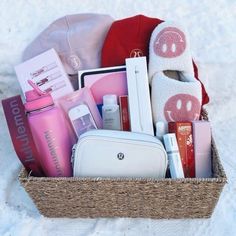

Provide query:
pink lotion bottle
left=24, top=80, right=72, bottom=177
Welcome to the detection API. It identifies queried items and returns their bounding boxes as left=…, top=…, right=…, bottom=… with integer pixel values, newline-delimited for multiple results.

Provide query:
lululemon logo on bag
left=117, top=152, right=124, bottom=160
left=153, top=27, right=186, bottom=58
left=130, top=49, right=143, bottom=58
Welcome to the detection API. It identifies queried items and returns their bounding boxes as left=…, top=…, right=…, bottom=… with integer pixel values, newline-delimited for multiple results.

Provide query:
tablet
left=78, top=66, right=128, bottom=112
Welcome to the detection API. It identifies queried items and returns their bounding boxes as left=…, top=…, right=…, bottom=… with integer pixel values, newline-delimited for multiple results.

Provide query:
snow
left=0, top=0, right=236, bottom=235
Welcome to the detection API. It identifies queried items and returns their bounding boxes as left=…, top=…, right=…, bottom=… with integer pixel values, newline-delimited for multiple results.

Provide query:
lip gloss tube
left=31, top=62, right=57, bottom=78
left=36, top=71, right=61, bottom=86
left=44, top=81, right=66, bottom=93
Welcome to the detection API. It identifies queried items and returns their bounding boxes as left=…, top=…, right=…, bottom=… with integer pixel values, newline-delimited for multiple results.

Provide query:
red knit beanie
left=101, top=15, right=162, bottom=67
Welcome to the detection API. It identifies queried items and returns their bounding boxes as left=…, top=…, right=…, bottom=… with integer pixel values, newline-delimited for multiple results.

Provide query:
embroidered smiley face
left=153, top=27, right=186, bottom=58
left=164, top=94, right=201, bottom=122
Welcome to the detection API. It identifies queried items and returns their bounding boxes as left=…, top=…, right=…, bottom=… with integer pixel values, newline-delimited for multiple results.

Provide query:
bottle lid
left=24, top=80, right=54, bottom=112
left=103, top=94, right=117, bottom=105
left=163, top=133, right=179, bottom=153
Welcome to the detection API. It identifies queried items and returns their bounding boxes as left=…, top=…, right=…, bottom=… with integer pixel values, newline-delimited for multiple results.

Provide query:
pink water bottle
left=24, top=80, right=72, bottom=177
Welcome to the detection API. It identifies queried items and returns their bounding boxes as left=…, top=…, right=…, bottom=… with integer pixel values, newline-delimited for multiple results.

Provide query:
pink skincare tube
left=25, top=80, right=72, bottom=177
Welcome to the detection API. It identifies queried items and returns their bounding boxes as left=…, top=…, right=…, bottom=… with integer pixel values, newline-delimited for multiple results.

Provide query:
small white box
left=15, top=48, right=74, bottom=100
left=163, top=133, right=185, bottom=178
left=125, top=57, right=154, bottom=135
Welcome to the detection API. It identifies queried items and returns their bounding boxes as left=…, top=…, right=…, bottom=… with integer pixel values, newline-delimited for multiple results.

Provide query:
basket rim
left=18, top=168, right=227, bottom=184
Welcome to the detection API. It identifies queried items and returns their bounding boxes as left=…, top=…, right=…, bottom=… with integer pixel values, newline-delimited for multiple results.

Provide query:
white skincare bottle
left=102, top=94, right=121, bottom=130
left=163, top=133, right=185, bottom=179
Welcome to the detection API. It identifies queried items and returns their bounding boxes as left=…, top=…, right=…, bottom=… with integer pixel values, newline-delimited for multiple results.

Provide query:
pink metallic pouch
left=57, top=87, right=102, bottom=144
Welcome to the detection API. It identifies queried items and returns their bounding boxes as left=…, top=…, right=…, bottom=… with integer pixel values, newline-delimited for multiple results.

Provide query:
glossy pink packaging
left=57, top=87, right=102, bottom=144
left=25, top=81, right=72, bottom=177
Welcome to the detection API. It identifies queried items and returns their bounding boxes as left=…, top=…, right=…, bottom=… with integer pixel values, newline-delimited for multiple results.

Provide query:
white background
left=0, top=0, right=236, bottom=235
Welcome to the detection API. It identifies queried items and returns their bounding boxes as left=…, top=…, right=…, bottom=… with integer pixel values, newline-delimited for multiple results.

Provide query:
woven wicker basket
left=19, top=110, right=227, bottom=219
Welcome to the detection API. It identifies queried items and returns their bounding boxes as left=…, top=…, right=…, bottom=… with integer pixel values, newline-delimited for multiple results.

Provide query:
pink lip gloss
left=30, top=62, right=57, bottom=78
left=36, top=71, right=61, bottom=86
left=44, top=81, right=66, bottom=93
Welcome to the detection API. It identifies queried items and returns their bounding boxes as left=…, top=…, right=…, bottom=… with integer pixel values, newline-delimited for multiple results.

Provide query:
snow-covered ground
left=0, top=0, right=236, bottom=235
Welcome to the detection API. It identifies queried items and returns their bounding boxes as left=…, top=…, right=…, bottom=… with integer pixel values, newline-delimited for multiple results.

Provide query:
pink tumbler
left=24, top=81, right=72, bottom=177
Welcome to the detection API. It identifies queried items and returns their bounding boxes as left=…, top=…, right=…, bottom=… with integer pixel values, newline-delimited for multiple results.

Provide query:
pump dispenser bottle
left=102, top=94, right=121, bottom=130
left=24, top=80, right=72, bottom=177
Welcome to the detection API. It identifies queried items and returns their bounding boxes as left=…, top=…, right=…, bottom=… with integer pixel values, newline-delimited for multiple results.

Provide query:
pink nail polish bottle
left=24, top=80, right=72, bottom=177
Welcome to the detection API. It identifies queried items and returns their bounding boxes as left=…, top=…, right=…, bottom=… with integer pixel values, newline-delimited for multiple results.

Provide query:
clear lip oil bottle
left=102, top=94, right=121, bottom=130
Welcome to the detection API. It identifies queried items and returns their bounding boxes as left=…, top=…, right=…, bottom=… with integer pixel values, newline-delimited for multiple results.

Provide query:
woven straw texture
left=19, top=110, right=227, bottom=219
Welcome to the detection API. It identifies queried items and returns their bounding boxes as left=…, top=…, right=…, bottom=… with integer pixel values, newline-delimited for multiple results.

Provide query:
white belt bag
left=72, top=130, right=168, bottom=178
